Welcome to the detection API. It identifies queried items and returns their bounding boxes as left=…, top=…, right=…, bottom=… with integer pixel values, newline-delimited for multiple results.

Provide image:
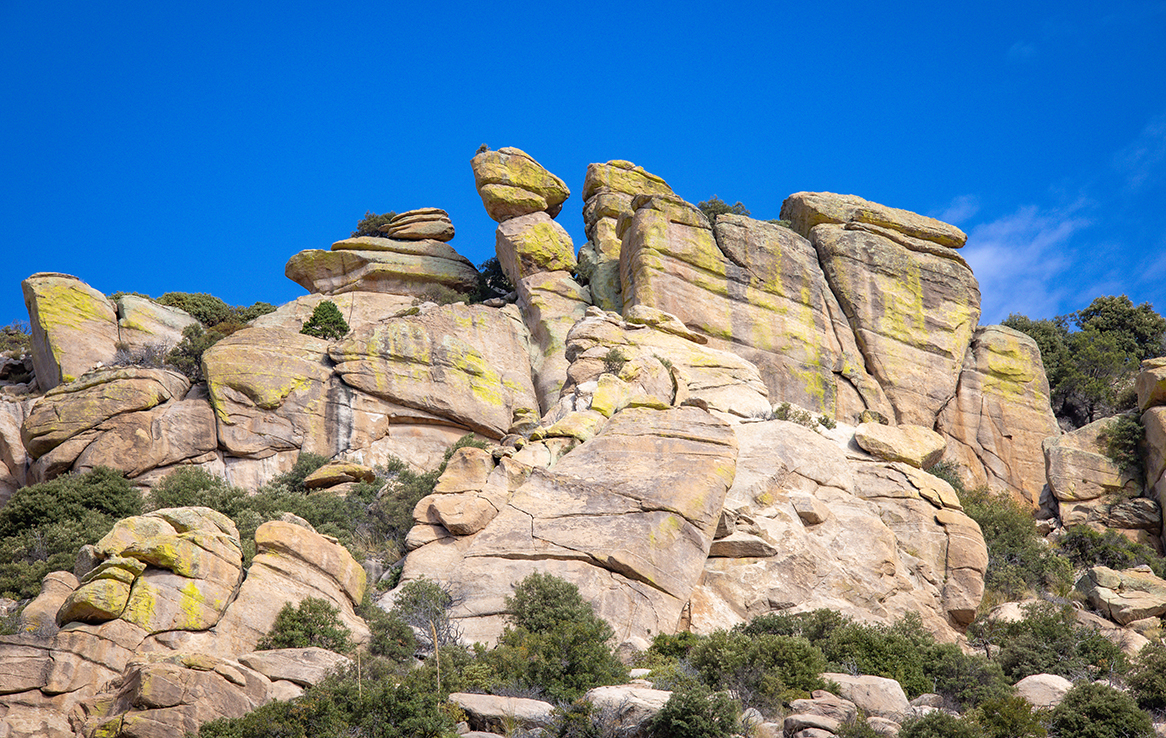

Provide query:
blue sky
left=2, top=1, right=1164, bottom=328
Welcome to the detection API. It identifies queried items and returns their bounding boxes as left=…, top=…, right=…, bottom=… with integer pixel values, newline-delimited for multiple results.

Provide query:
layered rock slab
left=1045, top=416, right=1146, bottom=535
left=471, top=146, right=570, bottom=222
left=808, top=221, right=980, bottom=426
left=937, top=325, right=1061, bottom=509
left=400, top=406, right=737, bottom=646
left=618, top=194, right=889, bottom=421
left=690, top=420, right=986, bottom=641
left=22, top=273, right=120, bottom=391
left=285, top=237, right=478, bottom=298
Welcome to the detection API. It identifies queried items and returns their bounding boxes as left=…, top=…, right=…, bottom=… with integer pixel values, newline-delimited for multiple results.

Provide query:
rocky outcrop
left=854, top=422, right=946, bottom=469
left=250, top=291, right=415, bottom=333
left=619, top=193, right=890, bottom=421
left=285, top=237, right=479, bottom=298
left=1015, top=673, right=1074, bottom=709
left=470, top=147, right=570, bottom=222
left=1139, top=359, right=1166, bottom=544
left=399, top=406, right=737, bottom=647
left=781, top=192, right=968, bottom=250
left=938, top=325, right=1061, bottom=509
left=22, top=273, right=120, bottom=391
left=376, top=207, right=455, bottom=242
left=515, top=271, right=590, bottom=412
left=1045, top=416, right=1144, bottom=531
left=689, top=419, right=986, bottom=641
left=579, top=160, right=675, bottom=311
left=115, top=295, right=199, bottom=353
left=1077, top=565, right=1166, bottom=625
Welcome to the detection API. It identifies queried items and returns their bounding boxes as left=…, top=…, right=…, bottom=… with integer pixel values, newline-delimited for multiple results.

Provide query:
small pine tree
left=301, top=300, right=349, bottom=340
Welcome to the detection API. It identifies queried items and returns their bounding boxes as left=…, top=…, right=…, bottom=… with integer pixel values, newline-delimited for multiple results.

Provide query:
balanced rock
left=22, top=273, right=120, bottom=391
left=303, top=461, right=376, bottom=489
left=285, top=238, right=478, bottom=298
left=495, top=211, right=577, bottom=284
left=937, top=325, right=1061, bottom=508
left=470, top=146, right=570, bottom=222
left=377, top=207, right=455, bottom=242
left=854, top=423, right=946, bottom=468
left=619, top=193, right=890, bottom=421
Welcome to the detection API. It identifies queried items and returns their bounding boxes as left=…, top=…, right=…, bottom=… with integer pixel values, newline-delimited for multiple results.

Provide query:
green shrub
left=1099, top=414, right=1145, bottom=473
left=265, top=453, right=331, bottom=494
left=772, top=401, right=818, bottom=428
left=1048, top=682, right=1153, bottom=738
left=154, top=292, right=274, bottom=329
left=476, top=256, right=513, bottom=301
left=485, top=573, right=628, bottom=702
left=649, top=630, right=705, bottom=660
left=389, top=577, right=459, bottom=654
left=688, top=630, right=826, bottom=713
left=257, top=597, right=352, bottom=652
left=835, top=720, right=881, bottom=738
left=352, top=210, right=398, bottom=238
left=1058, top=525, right=1166, bottom=578
left=359, top=604, right=416, bottom=664
left=897, top=711, right=980, bottom=738
left=646, top=683, right=739, bottom=738
left=969, top=694, right=1048, bottom=738
left=0, top=467, right=141, bottom=599
left=165, top=323, right=229, bottom=382
left=602, top=348, right=627, bottom=376
left=950, top=471, right=1073, bottom=598
left=697, top=196, right=750, bottom=224
left=1127, top=639, right=1166, bottom=712
left=0, top=321, right=31, bottom=357
left=300, top=300, right=349, bottom=340
left=990, top=602, right=1126, bottom=682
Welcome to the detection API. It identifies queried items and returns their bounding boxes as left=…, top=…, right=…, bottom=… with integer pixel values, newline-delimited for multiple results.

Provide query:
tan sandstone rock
left=115, top=295, right=199, bottom=353
left=285, top=238, right=478, bottom=298
left=495, top=211, right=577, bottom=284
left=516, top=271, right=591, bottom=412
left=937, top=325, right=1062, bottom=509
left=237, top=647, right=352, bottom=687
left=1077, top=566, right=1166, bottom=625
left=379, top=208, right=455, bottom=242
left=854, top=423, right=946, bottom=468
left=1045, top=416, right=1143, bottom=527
left=820, top=673, right=910, bottom=721
left=471, top=147, right=570, bottom=222
left=22, top=273, right=120, bottom=391
left=1015, top=673, right=1073, bottom=709
left=780, top=192, right=968, bottom=249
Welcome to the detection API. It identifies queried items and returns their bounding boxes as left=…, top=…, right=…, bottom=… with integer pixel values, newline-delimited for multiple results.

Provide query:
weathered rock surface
left=378, top=207, right=455, bottom=242
left=516, top=271, right=591, bottom=412
left=115, top=295, right=199, bottom=352
left=807, top=221, right=980, bottom=426
left=470, top=147, right=570, bottom=222
left=854, top=423, right=946, bottom=469
left=619, top=194, right=890, bottom=421
left=579, top=160, right=675, bottom=312
left=689, top=420, right=985, bottom=641
left=238, top=647, right=351, bottom=687
left=583, top=685, right=672, bottom=736
left=250, top=291, right=415, bottom=333
left=285, top=238, right=478, bottom=297
left=399, top=406, right=737, bottom=646
left=1139, top=366, right=1166, bottom=541
left=0, top=397, right=33, bottom=504
left=1077, top=565, right=1166, bottom=625
left=495, top=211, right=577, bottom=284
left=937, top=325, right=1061, bottom=509
left=820, top=673, right=910, bottom=721
left=780, top=192, right=968, bottom=250
left=1045, top=416, right=1143, bottom=526
left=1015, top=673, right=1073, bottom=709
left=22, top=273, right=120, bottom=391
left=449, top=692, right=556, bottom=732
left=329, top=302, right=538, bottom=438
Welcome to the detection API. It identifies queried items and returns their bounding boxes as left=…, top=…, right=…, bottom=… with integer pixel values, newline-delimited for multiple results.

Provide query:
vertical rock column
left=470, top=147, right=590, bottom=412
left=1136, top=359, right=1166, bottom=548
left=579, top=161, right=675, bottom=312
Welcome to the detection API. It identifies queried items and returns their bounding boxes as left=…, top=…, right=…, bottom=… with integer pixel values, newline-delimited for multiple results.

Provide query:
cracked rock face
left=397, top=405, right=738, bottom=646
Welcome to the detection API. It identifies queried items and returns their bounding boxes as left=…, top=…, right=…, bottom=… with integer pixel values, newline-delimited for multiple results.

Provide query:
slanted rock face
left=1139, top=359, right=1166, bottom=545
left=115, top=295, right=199, bottom=353
left=806, top=220, right=980, bottom=426
left=22, top=273, right=120, bottom=391
left=285, top=237, right=479, bottom=298
left=250, top=291, right=415, bottom=333
left=690, top=420, right=986, bottom=641
left=579, top=160, right=676, bottom=312
left=618, top=194, right=889, bottom=421
left=1044, top=416, right=1143, bottom=528
left=780, top=191, right=968, bottom=250
left=329, top=303, right=538, bottom=439
left=937, top=325, right=1061, bottom=509
left=471, top=146, right=570, bottom=222
left=0, top=397, right=33, bottom=505
left=516, top=271, right=591, bottom=412
left=399, top=406, right=738, bottom=646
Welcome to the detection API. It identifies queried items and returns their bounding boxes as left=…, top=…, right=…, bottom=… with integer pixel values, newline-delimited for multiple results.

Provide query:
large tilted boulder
left=618, top=193, right=891, bottom=421
left=285, top=237, right=479, bottom=298
left=21, top=273, right=120, bottom=391
left=937, top=325, right=1061, bottom=509
left=1044, top=416, right=1144, bottom=528
left=398, top=406, right=738, bottom=646
left=579, top=160, right=675, bottom=311
left=115, top=295, right=199, bottom=353
left=782, top=193, right=980, bottom=426
left=0, top=397, right=34, bottom=505
left=690, top=420, right=986, bottom=641
left=1077, top=565, right=1166, bottom=625
left=470, top=146, right=570, bottom=222
left=495, top=211, right=577, bottom=284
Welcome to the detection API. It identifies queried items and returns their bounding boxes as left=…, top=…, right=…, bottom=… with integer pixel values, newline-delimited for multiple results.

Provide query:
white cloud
left=962, top=205, right=1091, bottom=323
left=1112, top=112, right=1166, bottom=190
left=1007, top=41, right=1037, bottom=62
left=934, top=194, right=980, bottom=225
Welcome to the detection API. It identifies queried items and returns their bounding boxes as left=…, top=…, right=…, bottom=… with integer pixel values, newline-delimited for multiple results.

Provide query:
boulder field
left=3, top=146, right=1162, bottom=737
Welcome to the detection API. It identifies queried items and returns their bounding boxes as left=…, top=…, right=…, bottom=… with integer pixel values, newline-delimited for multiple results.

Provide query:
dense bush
left=697, top=196, right=750, bottom=224
left=360, top=603, right=417, bottom=663
left=156, top=291, right=274, bottom=328
left=257, top=597, right=352, bottom=652
left=0, top=321, right=31, bottom=357
left=986, top=602, right=1126, bottom=682
left=969, top=694, right=1048, bottom=738
left=165, top=323, right=232, bottom=382
left=300, top=300, right=349, bottom=340
left=485, top=573, right=628, bottom=702
left=931, top=462, right=1072, bottom=598
left=1127, top=639, right=1166, bottom=712
left=0, top=467, right=141, bottom=599
left=476, top=256, right=513, bottom=301
left=1048, top=682, right=1153, bottom=738
left=646, top=683, right=738, bottom=738
left=1058, top=525, right=1166, bottom=578
left=1098, top=413, right=1145, bottom=472
left=897, top=711, right=979, bottom=738
left=688, top=630, right=825, bottom=712
left=351, top=210, right=398, bottom=238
